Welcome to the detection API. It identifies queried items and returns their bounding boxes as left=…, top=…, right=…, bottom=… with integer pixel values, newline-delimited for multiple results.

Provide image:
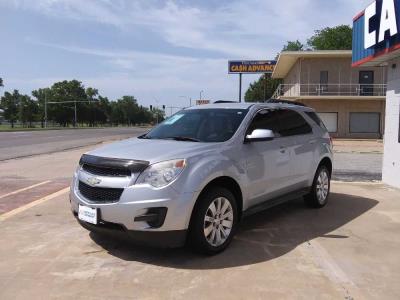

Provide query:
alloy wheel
left=316, top=169, right=329, bottom=204
left=203, top=197, right=234, bottom=247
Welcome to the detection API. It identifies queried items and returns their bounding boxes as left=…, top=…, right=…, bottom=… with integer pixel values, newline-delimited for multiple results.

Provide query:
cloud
left=5, top=0, right=370, bottom=58
left=2, top=0, right=374, bottom=107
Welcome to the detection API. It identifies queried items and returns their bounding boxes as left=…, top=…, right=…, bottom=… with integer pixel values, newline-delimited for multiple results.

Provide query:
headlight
left=135, top=159, right=186, bottom=188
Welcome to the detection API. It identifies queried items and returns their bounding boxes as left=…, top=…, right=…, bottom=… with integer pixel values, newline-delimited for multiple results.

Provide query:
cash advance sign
left=228, top=60, right=276, bottom=74
left=352, top=0, right=400, bottom=66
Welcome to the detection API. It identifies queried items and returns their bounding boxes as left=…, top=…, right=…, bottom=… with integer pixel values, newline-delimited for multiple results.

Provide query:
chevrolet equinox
left=70, top=101, right=333, bottom=254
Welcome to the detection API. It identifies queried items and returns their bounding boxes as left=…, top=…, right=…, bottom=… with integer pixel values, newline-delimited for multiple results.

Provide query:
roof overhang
left=279, top=96, right=386, bottom=101
left=272, top=50, right=352, bottom=79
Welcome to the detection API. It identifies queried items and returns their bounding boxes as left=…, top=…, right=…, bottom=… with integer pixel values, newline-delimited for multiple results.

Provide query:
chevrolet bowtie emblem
left=86, top=177, right=101, bottom=186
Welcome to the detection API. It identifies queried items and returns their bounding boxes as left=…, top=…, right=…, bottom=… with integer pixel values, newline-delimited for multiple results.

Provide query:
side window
left=278, top=109, right=312, bottom=137
left=248, top=110, right=281, bottom=136
left=305, top=111, right=328, bottom=131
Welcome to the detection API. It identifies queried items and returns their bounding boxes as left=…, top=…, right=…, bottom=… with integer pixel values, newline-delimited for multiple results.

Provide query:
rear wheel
left=304, top=165, right=330, bottom=208
left=188, top=187, right=238, bottom=255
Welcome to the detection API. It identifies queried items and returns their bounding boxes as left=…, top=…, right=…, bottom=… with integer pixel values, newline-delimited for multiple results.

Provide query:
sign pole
left=239, top=73, right=242, bottom=102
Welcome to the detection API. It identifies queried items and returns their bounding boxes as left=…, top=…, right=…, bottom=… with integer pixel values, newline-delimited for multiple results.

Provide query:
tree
left=1, top=90, right=21, bottom=128
left=46, top=80, right=87, bottom=127
left=282, top=40, right=304, bottom=51
left=245, top=74, right=282, bottom=102
left=19, top=95, right=38, bottom=127
left=32, top=88, right=50, bottom=128
left=0, top=78, right=3, bottom=87
left=86, top=87, right=99, bottom=126
left=307, top=25, right=352, bottom=50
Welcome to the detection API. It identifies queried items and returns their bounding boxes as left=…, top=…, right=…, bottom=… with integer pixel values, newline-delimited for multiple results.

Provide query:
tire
left=188, top=187, right=238, bottom=255
left=304, top=165, right=330, bottom=208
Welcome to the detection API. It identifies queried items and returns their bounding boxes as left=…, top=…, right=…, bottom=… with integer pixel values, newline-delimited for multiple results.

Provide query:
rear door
left=277, top=109, right=315, bottom=189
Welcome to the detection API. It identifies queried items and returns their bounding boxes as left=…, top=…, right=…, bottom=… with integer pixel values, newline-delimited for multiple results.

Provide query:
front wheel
left=304, top=165, right=330, bottom=208
left=188, top=187, right=238, bottom=255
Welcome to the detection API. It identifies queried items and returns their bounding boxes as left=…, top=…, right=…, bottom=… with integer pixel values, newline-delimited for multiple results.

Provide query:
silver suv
left=70, top=101, right=333, bottom=254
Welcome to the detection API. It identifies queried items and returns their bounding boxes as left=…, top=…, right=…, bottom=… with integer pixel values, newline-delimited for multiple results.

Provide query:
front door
left=243, top=109, right=291, bottom=207
left=359, top=71, right=374, bottom=96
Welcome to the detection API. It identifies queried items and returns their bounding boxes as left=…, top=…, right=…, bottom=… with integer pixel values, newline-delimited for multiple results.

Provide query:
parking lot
left=0, top=130, right=399, bottom=299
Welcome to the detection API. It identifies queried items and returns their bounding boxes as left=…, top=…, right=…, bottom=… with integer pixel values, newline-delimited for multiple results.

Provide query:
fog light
left=134, top=207, right=168, bottom=228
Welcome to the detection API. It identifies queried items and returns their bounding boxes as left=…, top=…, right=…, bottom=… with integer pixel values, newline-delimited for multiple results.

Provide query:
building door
left=320, top=71, right=329, bottom=95
left=359, top=71, right=374, bottom=96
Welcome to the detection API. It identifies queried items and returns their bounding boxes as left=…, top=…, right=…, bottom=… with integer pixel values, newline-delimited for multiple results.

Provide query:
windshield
left=142, top=108, right=248, bottom=143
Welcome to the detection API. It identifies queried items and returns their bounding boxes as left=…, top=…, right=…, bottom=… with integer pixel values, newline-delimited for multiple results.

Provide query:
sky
left=0, top=0, right=371, bottom=111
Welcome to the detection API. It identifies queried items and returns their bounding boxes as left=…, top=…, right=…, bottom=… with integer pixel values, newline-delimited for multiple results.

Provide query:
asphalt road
left=0, top=127, right=149, bottom=161
left=0, top=128, right=382, bottom=181
left=333, top=152, right=382, bottom=181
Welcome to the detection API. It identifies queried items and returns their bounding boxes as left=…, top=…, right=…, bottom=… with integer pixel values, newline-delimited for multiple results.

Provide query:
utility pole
left=74, top=100, right=77, bottom=127
left=44, top=90, right=48, bottom=128
left=200, top=90, right=204, bottom=100
left=239, top=73, right=242, bottom=102
left=263, top=73, right=267, bottom=101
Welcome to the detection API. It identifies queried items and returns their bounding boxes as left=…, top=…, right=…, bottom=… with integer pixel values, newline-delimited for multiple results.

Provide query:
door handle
left=279, top=146, right=286, bottom=153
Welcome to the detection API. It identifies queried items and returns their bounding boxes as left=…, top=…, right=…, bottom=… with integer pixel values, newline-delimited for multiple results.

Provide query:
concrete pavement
left=1, top=182, right=400, bottom=299
left=1, top=136, right=399, bottom=299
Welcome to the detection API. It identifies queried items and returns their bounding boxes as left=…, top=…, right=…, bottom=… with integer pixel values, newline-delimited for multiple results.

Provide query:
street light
left=179, top=95, right=192, bottom=107
left=199, top=90, right=204, bottom=100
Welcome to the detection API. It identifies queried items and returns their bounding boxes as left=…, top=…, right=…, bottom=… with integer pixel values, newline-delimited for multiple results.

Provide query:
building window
left=320, top=71, right=328, bottom=94
left=317, top=112, right=338, bottom=133
left=349, top=112, right=380, bottom=133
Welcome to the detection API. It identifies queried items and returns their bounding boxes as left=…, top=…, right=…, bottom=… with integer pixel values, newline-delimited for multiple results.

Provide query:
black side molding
left=243, top=187, right=310, bottom=218
left=79, top=154, right=150, bottom=173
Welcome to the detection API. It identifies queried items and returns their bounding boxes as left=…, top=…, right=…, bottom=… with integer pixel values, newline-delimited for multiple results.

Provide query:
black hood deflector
left=79, top=154, right=150, bottom=173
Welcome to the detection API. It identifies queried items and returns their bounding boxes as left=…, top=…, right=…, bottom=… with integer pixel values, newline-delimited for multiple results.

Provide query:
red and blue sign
left=352, top=0, right=400, bottom=66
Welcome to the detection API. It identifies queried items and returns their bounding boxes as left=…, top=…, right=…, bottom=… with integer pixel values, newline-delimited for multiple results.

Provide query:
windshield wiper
left=138, top=134, right=152, bottom=139
left=164, top=136, right=200, bottom=142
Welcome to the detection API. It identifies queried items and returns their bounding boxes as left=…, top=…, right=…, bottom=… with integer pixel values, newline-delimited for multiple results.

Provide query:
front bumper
left=73, top=213, right=187, bottom=248
left=70, top=172, right=199, bottom=247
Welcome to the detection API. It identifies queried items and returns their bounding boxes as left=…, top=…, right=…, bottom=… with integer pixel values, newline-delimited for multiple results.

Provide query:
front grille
left=78, top=181, right=123, bottom=203
left=82, top=164, right=131, bottom=177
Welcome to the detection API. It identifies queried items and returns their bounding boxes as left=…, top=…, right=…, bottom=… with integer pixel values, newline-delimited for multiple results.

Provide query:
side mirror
left=245, top=129, right=275, bottom=143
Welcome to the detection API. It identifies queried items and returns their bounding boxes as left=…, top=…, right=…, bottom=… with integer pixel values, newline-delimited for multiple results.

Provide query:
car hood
left=87, top=137, right=223, bottom=163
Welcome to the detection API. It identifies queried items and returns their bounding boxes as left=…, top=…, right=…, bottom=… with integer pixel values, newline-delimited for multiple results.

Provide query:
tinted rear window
left=278, top=110, right=312, bottom=136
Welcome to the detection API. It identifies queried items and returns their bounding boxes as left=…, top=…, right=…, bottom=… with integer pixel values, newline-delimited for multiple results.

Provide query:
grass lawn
left=0, top=124, right=106, bottom=132
left=0, top=124, right=151, bottom=132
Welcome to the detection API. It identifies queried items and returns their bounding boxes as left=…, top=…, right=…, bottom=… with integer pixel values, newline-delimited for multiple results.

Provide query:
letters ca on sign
left=364, top=0, right=399, bottom=49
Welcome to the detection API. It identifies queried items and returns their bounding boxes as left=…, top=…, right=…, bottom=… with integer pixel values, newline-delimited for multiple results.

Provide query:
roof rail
left=264, top=99, right=308, bottom=107
left=213, top=100, right=239, bottom=104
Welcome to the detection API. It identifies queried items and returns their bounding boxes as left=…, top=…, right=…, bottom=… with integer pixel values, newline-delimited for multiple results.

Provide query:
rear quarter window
left=305, top=111, right=328, bottom=131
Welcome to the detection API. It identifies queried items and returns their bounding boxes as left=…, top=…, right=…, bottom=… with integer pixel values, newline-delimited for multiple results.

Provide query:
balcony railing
left=272, top=84, right=387, bottom=99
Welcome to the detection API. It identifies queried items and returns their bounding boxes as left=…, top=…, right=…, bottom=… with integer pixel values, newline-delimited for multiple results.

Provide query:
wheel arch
left=318, top=156, right=333, bottom=176
left=190, top=176, right=244, bottom=224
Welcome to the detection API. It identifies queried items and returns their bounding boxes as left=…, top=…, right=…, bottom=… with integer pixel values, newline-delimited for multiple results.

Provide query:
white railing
left=272, top=84, right=387, bottom=99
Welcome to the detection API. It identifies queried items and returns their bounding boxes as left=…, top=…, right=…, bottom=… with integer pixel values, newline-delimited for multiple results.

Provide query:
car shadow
left=89, top=192, right=378, bottom=269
